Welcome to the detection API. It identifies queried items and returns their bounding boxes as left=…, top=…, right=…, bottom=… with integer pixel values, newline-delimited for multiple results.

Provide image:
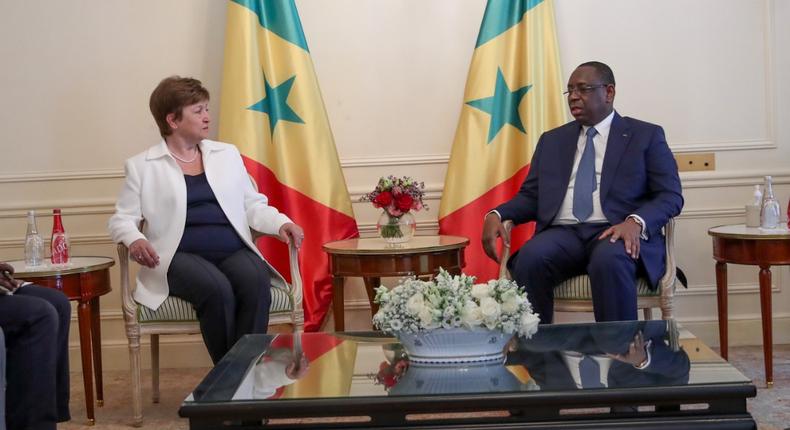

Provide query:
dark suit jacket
left=495, top=112, right=683, bottom=287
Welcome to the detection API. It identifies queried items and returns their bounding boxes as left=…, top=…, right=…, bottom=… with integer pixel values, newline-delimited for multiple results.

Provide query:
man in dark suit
left=0, top=262, right=70, bottom=430
left=482, top=61, right=683, bottom=323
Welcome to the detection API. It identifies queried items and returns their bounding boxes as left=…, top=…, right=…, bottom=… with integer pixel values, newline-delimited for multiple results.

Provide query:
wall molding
left=0, top=233, right=114, bottom=249
left=677, top=282, right=781, bottom=297
left=341, top=154, right=449, bottom=168
left=0, top=169, right=124, bottom=184
left=671, top=139, right=775, bottom=153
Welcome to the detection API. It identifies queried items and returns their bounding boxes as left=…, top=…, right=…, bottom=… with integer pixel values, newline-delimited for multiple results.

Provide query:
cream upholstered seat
left=498, top=218, right=677, bottom=321
left=117, top=237, right=303, bottom=427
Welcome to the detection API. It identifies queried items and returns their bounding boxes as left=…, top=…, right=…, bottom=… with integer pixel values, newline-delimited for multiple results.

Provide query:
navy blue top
left=177, top=173, right=246, bottom=264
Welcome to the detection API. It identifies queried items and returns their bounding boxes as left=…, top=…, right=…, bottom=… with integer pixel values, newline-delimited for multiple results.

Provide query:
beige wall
left=0, top=0, right=788, bottom=370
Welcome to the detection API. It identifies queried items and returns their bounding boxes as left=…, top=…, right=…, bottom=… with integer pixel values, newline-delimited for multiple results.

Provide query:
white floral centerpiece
left=373, top=269, right=540, bottom=363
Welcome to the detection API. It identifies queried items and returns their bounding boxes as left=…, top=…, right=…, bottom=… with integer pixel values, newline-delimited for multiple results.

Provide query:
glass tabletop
left=184, top=320, right=749, bottom=406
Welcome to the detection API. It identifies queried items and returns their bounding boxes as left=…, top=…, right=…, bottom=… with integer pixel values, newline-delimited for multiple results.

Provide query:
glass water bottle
left=24, top=210, right=44, bottom=267
left=760, top=176, right=781, bottom=229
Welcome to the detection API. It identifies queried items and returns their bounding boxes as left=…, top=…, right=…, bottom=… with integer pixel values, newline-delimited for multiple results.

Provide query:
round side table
left=708, top=224, right=790, bottom=387
left=323, top=235, right=469, bottom=331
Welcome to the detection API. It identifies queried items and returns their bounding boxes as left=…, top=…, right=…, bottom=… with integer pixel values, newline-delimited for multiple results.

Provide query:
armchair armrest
left=498, top=220, right=514, bottom=281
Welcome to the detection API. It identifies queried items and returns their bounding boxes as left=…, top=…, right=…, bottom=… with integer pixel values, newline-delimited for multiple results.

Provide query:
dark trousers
left=168, top=248, right=272, bottom=364
left=0, top=285, right=71, bottom=430
left=510, top=223, right=638, bottom=324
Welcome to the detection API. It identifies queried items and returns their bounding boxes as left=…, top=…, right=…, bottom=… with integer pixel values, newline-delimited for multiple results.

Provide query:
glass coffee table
left=179, top=321, right=756, bottom=429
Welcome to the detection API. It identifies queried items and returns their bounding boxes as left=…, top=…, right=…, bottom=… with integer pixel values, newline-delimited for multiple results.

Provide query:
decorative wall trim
left=341, top=154, right=449, bottom=168
left=0, top=201, right=115, bottom=219
left=680, top=169, right=790, bottom=189
left=676, top=207, right=743, bottom=220
left=671, top=140, right=775, bottom=153
left=0, top=169, right=124, bottom=184
left=0, top=233, right=114, bottom=249
left=676, top=282, right=780, bottom=297
left=349, top=184, right=443, bottom=201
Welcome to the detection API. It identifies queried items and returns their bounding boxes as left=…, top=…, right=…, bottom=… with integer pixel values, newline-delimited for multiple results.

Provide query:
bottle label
left=51, top=233, right=69, bottom=264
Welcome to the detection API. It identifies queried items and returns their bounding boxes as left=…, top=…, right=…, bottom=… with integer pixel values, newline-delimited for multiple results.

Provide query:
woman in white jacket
left=109, top=76, right=303, bottom=364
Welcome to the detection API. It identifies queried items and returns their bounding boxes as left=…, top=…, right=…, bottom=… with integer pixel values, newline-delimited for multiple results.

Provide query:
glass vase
left=377, top=211, right=416, bottom=244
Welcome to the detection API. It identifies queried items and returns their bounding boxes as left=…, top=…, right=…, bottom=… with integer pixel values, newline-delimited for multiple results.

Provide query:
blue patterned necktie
left=579, top=355, right=604, bottom=388
left=573, top=127, right=598, bottom=222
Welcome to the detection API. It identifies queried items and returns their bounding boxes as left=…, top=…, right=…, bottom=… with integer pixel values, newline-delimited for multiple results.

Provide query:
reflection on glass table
left=508, top=320, right=690, bottom=391
left=181, top=321, right=756, bottom=430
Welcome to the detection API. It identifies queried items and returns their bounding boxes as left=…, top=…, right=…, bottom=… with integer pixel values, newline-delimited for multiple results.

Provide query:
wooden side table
left=8, top=256, right=115, bottom=425
left=708, top=224, right=790, bottom=386
left=323, top=235, right=469, bottom=331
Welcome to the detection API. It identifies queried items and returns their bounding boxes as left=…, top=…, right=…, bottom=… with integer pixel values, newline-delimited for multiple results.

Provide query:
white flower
left=371, top=269, right=538, bottom=337
left=519, top=312, right=540, bottom=338
left=480, top=297, right=501, bottom=321
left=460, top=300, right=483, bottom=327
left=501, top=291, right=520, bottom=314
left=406, top=293, right=425, bottom=316
left=471, top=283, right=492, bottom=299
left=418, top=306, right=438, bottom=329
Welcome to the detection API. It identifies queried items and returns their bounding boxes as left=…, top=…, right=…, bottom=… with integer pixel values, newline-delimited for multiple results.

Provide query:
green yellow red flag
left=439, top=0, right=567, bottom=281
left=220, top=0, right=358, bottom=331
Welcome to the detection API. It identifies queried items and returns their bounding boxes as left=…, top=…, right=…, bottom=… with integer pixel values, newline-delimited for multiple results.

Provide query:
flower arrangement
left=360, top=176, right=427, bottom=240
left=372, top=269, right=540, bottom=338
left=361, top=175, right=427, bottom=217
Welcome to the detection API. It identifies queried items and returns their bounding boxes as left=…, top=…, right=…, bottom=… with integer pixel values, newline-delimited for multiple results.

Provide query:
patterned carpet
left=58, top=344, right=790, bottom=430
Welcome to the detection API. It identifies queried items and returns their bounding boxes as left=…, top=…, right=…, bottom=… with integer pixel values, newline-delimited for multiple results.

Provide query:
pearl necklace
left=169, top=147, right=200, bottom=163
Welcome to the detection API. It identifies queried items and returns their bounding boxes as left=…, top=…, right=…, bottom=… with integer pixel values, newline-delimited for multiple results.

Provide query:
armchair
left=117, top=238, right=303, bottom=427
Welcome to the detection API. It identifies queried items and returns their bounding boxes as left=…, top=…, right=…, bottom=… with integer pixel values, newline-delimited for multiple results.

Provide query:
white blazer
left=108, top=139, right=292, bottom=310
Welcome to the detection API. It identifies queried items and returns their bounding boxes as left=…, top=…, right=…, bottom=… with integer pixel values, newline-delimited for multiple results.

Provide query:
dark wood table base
left=324, top=236, right=469, bottom=331
left=711, top=229, right=790, bottom=387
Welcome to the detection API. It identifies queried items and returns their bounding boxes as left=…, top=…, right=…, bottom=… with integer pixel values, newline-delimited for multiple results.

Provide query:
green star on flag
left=248, top=74, right=305, bottom=136
left=466, top=67, right=532, bottom=143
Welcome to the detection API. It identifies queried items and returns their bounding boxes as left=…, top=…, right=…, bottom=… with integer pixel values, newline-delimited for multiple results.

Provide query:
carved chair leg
left=642, top=307, right=654, bottom=320
left=128, top=332, right=143, bottom=427
left=151, top=334, right=160, bottom=403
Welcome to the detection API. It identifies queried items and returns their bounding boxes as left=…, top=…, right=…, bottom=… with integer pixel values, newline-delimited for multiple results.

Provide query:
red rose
left=373, top=191, right=393, bottom=208
left=395, top=194, right=414, bottom=212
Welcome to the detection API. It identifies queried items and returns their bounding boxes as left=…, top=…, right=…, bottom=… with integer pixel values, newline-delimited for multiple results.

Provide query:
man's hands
left=129, top=239, right=160, bottom=268
left=607, top=330, right=649, bottom=367
left=278, top=223, right=304, bottom=249
left=0, top=261, right=22, bottom=294
left=598, top=217, right=642, bottom=259
left=481, top=212, right=508, bottom=263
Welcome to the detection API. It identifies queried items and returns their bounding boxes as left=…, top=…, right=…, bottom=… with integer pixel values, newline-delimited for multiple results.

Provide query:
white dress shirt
left=553, top=111, right=614, bottom=225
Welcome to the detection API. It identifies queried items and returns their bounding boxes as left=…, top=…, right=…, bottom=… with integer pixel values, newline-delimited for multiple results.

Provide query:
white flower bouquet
left=372, top=269, right=540, bottom=339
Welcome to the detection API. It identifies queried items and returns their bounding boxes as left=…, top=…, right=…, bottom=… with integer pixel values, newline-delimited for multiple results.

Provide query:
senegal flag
left=220, top=0, right=358, bottom=331
left=438, top=0, right=567, bottom=281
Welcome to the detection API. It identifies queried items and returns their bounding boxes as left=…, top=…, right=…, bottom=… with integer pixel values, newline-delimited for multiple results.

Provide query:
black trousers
left=0, top=285, right=71, bottom=430
left=168, top=248, right=272, bottom=364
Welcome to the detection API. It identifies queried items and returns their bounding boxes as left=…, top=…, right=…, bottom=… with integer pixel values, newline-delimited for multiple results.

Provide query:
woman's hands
left=129, top=239, right=160, bottom=268
left=278, top=223, right=304, bottom=249
left=285, top=353, right=310, bottom=379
